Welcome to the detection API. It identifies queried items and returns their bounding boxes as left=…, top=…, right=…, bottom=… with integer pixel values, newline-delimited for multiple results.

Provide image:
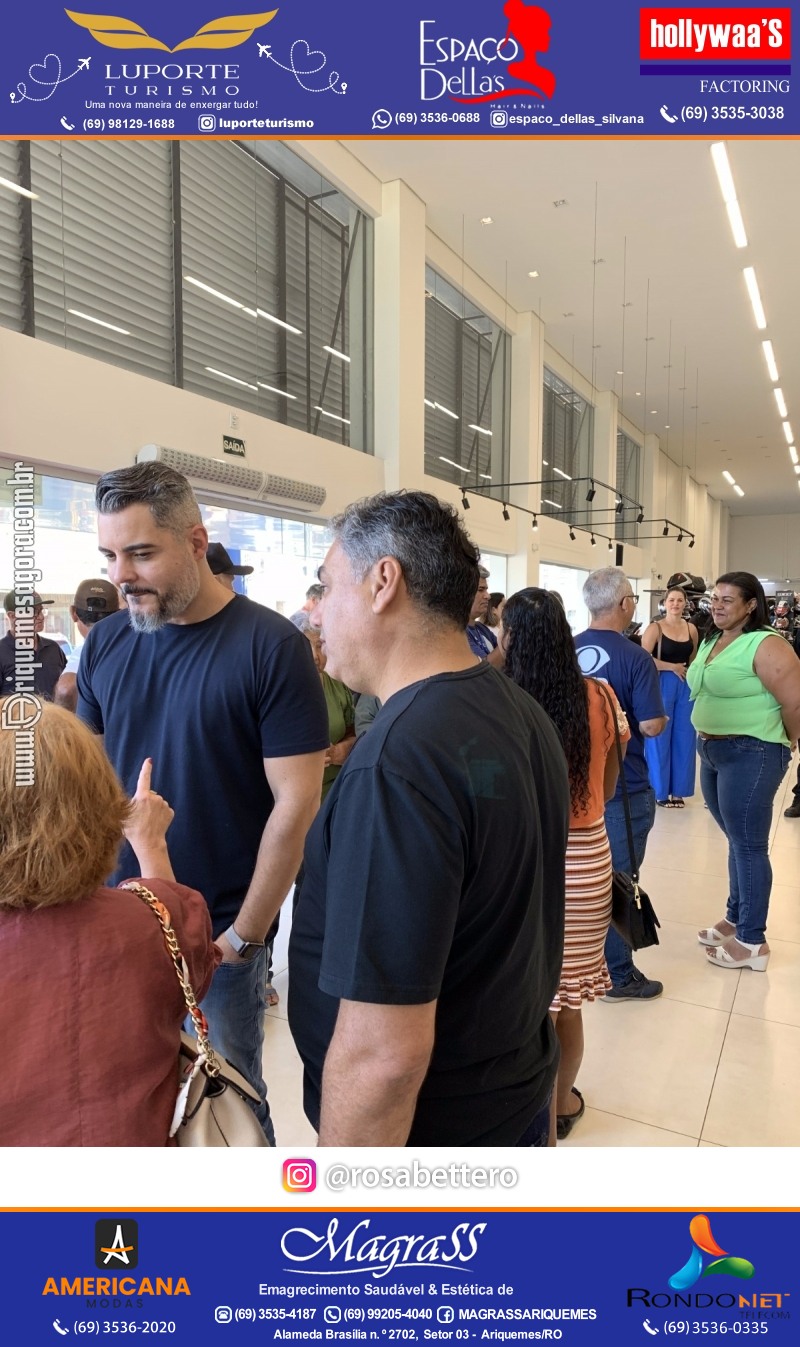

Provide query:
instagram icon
left=283, top=1159, right=317, bottom=1192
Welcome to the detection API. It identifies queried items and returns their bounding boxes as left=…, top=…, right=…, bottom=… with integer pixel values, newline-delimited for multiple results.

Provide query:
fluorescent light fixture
left=733, top=484, right=745, bottom=497
left=542, top=459, right=549, bottom=466
left=479, top=473, right=493, bottom=480
left=314, top=406, right=351, bottom=425
left=205, top=366, right=257, bottom=391
left=528, top=270, right=539, bottom=278
left=257, top=382, right=297, bottom=400
left=185, top=276, right=243, bottom=310
left=762, top=341, right=779, bottom=382
left=434, top=402, right=459, bottom=419
left=783, top=421, right=794, bottom=445
left=790, top=445, right=798, bottom=465
left=710, top=143, right=737, bottom=203
left=0, top=175, right=38, bottom=199
left=467, top=424, right=493, bottom=436
left=553, top=467, right=572, bottom=480
left=726, top=200, right=748, bottom=249
left=775, top=388, right=788, bottom=419
left=323, top=345, right=350, bottom=362
left=743, top=267, right=767, bottom=329
left=255, top=308, right=302, bottom=334
left=543, top=499, right=561, bottom=509
left=794, top=464, right=800, bottom=475
left=439, top=456, right=469, bottom=473
left=424, top=398, right=436, bottom=408
left=722, top=470, right=736, bottom=484
left=68, top=309, right=130, bottom=335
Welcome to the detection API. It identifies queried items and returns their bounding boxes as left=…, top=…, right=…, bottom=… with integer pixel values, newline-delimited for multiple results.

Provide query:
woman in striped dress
left=502, top=588, right=630, bottom=1142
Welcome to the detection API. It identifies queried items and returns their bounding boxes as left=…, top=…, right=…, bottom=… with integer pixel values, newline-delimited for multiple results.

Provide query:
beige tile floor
left=263, top=767, right=800, bottom=1148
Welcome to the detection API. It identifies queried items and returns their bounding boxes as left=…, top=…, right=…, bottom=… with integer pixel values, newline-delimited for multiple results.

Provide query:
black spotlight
left=637, top=508, right=645, bottom=524
left=586, top=481, right=596, bottom=503
left=569, top=527, right=576, bottom=541
left=461, top=493, right=470, bottom=510
left=502, top=503, right=511, bottom=522
left=662, top=523, right=670, bottom=537
left=677, top=531, right=684, bottom=543
left=531, top=514, right=539, bottom=532
left=607, top=538, right=613, bottom=551
left=688, top=537, right=695, bottom=549
left=590, top=534, right=596, bottom=546
left=615, top=498, right=624, bottom=514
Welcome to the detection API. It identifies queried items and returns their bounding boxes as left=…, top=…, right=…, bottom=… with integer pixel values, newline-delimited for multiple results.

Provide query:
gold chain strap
left=122, top=881, right=220, bottom=1078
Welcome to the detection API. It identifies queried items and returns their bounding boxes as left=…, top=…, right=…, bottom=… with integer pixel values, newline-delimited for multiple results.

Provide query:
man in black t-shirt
left=78, top=462, right=328, bottom=1143
left=288, top=490, right=570, bottom=1147
left=1, top=590, right=66, bottom=700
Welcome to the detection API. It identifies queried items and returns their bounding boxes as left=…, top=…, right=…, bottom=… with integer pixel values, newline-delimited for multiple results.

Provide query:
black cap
left=206, top=543, right=253, bottom=576
left=4, top=590, right=54, bottom=611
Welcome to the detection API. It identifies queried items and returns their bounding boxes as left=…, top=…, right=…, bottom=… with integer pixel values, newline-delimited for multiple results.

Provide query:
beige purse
left=123, top=882, right=270, bottom=1147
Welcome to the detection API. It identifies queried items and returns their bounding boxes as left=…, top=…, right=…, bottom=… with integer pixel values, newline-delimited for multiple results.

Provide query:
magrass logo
left=96, top=1219, right=138, bottom=1270
left=669, top=1214, right=754, bottom=1290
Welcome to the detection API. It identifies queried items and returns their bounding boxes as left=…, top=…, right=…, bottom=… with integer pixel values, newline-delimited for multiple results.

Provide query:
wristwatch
left=224, top=924, right=263, bottom=961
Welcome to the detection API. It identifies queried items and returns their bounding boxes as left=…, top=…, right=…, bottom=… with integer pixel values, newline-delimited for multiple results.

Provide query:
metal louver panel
left=0, top=142, right=25, bottom=332
left=424, top=296, right=460, bottom=468
left=181, top=140, right=282, bottom=416
left=29, top=140, right=174, bottom=380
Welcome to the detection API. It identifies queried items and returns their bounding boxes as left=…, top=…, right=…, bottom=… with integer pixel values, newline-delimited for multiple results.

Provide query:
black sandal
left=556, top=1087, right=585, bottom=1140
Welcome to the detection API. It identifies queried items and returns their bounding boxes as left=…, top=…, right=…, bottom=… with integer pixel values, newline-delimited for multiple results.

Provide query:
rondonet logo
left=281, top=1218, right=487, bottom=1279
left=640, top=8, right=792, bottom=60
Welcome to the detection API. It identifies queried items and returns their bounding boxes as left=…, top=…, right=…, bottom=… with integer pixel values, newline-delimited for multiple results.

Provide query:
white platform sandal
left=697, top=920, right=736, bottom=947
left=705, top=939, right=770, bottom=972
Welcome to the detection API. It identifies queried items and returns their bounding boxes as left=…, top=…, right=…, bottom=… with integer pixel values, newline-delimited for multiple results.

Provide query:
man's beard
left=123, top=567, right=201, bottom=634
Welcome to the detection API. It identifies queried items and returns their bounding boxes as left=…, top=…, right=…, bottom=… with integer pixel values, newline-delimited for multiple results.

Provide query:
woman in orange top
left=503, top=588, right=629, bottom=1142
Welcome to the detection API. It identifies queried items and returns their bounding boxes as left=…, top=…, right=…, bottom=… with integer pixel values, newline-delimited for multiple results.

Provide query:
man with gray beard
left=77, top=462, right=327, bottom=1143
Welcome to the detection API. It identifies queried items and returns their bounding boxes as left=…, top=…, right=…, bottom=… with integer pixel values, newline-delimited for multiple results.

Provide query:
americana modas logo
left=669, top=1214, right=754, bottom=1290
left=65, top=8, right=278, bottom=52
left=95, top=1219, right=139, bottom=1270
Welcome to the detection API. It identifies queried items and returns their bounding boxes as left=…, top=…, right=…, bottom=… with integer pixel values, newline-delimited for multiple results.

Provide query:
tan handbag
left=123, top=882, right=270, bottom=1147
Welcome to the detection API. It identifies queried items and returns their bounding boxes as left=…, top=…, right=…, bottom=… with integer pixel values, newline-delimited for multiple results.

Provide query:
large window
left=0, top=141, right=373, bottom=453
left=424, top=267, right=510, bottom=492
left=541, top=368, right=594, bottom=520
left=616, top=430, right=641, bottom=543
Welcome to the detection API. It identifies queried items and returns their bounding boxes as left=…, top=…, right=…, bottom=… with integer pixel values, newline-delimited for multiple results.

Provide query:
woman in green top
left=303, top=625, right=356, bottom=799
left=687, top=572, right=800, bottom=971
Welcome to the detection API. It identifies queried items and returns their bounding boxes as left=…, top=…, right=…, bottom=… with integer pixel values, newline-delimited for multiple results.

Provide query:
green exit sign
left=222, top=435, right=246, bottom=458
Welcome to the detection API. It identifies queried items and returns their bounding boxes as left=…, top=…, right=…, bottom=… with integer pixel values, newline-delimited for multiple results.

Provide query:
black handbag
left=597, top=683, right=661, bottom=951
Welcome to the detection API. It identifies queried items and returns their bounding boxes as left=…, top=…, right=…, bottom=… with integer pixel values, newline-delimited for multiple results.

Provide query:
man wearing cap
left=53, top=578, right=121, bottom=713
left=206, top=542, right=254, bottom=593
left=1, top=591, right=66, bottom=700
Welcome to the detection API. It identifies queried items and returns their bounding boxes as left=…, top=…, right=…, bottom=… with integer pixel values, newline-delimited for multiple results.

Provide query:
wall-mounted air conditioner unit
left=136, top=445, right=327, bottom=513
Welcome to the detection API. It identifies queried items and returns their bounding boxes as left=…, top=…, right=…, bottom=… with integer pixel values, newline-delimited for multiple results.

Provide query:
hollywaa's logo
left=669, top=1214, right=755, bottom=1290
left=65, top=7, right=278, bottom=51
left=420, top=0, right=556, bottom=104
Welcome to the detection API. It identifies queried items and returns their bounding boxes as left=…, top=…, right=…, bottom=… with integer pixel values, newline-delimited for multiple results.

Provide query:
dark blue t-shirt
left=77, top=597, right=328, bottom=934
left=574, top=628, right=665, bottom=798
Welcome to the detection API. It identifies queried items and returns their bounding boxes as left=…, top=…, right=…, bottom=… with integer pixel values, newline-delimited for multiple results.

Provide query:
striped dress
left=550, top=679, right=630, bottom=1012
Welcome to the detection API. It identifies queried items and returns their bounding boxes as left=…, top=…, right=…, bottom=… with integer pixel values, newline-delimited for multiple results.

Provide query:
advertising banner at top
left=0, top=0, right=796, bottom=138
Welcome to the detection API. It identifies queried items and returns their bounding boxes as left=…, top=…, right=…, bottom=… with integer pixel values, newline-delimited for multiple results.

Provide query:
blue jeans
left=698, top=736, right=790, bottom=945
left=188, top=946, right=275, bottom=1145
left=603, top=787, right=657, bottom=985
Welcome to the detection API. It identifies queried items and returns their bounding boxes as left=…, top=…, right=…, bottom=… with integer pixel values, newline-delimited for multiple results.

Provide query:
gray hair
left=478, top=565, right=490, bottom=580
left=305, top=583, right=324, bottom=601
left=291, top=611, right=312, bottom=633
left=95, top=463, right=201, bottom=536
left=331, top=490, right=480, bottom=628
left=582, top=566, right=630, bottom=616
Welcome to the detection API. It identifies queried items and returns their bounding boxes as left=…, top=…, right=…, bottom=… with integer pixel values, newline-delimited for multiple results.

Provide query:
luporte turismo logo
left=668, top=1214, right=755, bottom=1290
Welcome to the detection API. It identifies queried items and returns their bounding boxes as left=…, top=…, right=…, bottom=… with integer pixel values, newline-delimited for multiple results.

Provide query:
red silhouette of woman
left=503, top=0, right=556, bottom=99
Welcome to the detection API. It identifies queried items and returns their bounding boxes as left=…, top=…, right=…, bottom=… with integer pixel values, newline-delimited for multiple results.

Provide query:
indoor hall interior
left=265, top=766, right=800, bottom=1150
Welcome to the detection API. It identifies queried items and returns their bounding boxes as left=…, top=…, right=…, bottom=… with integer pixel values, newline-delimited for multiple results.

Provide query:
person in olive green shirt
left=298, top=619, right=356, bottom=799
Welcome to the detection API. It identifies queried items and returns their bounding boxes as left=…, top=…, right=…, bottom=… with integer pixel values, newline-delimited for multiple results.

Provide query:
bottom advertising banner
left=0, top=1210, right=796, bottom=1344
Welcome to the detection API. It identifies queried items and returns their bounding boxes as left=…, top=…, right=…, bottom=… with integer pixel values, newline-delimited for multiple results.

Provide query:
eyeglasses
left=621, top=592, right=639, bottom=605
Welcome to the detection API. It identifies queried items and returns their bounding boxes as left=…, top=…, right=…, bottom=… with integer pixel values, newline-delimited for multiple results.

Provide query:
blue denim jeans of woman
left=698, top=735, right=791, bottom=945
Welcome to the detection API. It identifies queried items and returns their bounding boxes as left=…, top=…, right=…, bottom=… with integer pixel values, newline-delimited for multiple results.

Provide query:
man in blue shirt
left=466, top=565, right=498, bottom=659
left=575, top=567, right=668, bottom=1001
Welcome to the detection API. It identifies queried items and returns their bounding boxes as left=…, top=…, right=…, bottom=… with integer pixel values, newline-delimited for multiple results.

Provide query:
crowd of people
left=3, top=464, right=800, bottom=1147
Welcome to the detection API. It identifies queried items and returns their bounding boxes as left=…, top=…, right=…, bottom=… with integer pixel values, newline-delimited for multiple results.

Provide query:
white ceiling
left=343, top=138, right=800, bottom=518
